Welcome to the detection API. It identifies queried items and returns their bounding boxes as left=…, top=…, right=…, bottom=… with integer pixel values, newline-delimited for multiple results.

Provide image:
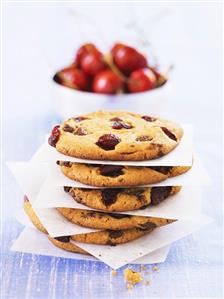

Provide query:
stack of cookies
left=24, top=111, right=191, bottom=255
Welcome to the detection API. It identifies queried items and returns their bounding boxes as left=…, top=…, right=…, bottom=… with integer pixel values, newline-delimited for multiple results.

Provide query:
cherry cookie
left=49, top=111, right=184, bottom=161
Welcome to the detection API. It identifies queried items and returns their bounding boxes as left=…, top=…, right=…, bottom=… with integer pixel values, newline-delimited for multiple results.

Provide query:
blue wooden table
left=1, top=3, right=223, bottom=298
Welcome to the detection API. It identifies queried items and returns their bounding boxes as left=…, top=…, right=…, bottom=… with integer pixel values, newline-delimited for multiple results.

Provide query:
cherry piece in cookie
left=161, top=127, right=177, bottom=142
left=111, top=120, right=133, bottom=130
left=48, top=125, right=60, bottom=147
left=96, top=134, right=121, bottom=150
left=141, top=115, right=157, bottom=122
left=73, top=127, right=88, bottom=136
left=72, top=116, right=88, bottom=122
left=136, top=135, right=153, bottom=142
left=63, top=124, right=74, bottom=133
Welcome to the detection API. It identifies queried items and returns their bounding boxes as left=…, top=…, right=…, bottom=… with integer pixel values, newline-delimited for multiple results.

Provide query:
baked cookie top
left=23, top=199, right=154, bottom=246
left=57, top=207, right=175, bottom=230
left=64, top=186, right=181, bottom=212
left=59, top=161, right=191, bottom=187
left=49, top=111, right=183, bottom=161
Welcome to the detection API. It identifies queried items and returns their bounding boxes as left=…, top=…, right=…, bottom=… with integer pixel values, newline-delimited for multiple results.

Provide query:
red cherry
left=111, top=43, right=125, bottom=58
left=75, top=43, right=100, bottom=66
left=128, top=68, right=156, bottom=93
left=81, top=52, right=106, bottom=76
left=113, top=46, right=148, bottom=75
left=48, top=125, right=60, bottom=147
left=92, top=70, right=123, bottom=94
left=57, top=67, right=89, bottom=91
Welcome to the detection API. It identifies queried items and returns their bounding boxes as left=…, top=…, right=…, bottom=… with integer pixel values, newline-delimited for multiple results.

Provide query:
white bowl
left=51, top=77, right=170, bottom=120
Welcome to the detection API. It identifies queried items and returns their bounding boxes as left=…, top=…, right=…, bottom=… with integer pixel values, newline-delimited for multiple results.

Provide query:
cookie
left=23, top=199, right=154, bottom=245
left=24, top=197, right=47, bottom=234
left=23, top=197, right=88, bottom=254
left=57, top=207, right=175, bottom=230
left=49, top=111, right=183, bottom=161
left=48, top=236, right=89, bottom=255
left=65, top=186, right=181, bottom=211
left=59, top=162, right=191, bottom=186
left=70, top=228, right=154, bottom=245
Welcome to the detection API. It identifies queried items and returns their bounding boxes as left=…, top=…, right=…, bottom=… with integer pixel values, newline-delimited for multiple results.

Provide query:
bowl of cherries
left=52, top=42, right=169, bottom=118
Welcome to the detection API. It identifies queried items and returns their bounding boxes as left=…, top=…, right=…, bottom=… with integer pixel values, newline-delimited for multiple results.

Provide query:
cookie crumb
left=140, top=264, right=147, bottom=271
left=124, top=268, right=142, bottom=289
left=127, top=283, right=134, bottom=291
left=143, top=280, right=150, bottom=285
left=111, top=270, right=117, bottom=276
left=152, top=266, right=159, bottom=271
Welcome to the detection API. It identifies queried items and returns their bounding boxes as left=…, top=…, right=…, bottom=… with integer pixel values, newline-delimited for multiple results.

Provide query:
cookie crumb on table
left=140, top=264, right=147, bottom=271
left=124, top=268, right=142, bottom=288
left=111, top=270, right=117, bottom=276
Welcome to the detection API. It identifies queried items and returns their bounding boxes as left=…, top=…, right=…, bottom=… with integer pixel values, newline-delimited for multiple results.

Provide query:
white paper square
left=70, top=215, right=213, bottom=268
left=11, top=227, right=171, bottom=266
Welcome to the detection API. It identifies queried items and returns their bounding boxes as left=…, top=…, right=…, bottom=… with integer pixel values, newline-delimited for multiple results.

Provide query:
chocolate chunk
left=73, top=127, right=88, bottom=136
left=96, top=134, right=121, bottom=151
left=80, top=188, right=93, bottom=192
left=108, top=230, right=123, bottom=239
left=101, top=189, right=122, bottom=206
left=142, top=115, right=157, bottom=122
left=106, top=240, right=116, bottom=246
left=63, top=124, right=74, bottom=133
left=136, top=135, right=153, bottom=142
left=139, top=222, right=157, bottom=230
left=139, top=205, right=149, bottom=210
left=73, top=116, right=88, bottom=122
left=122, top=189, right=145, bottom=200
left=161, top=127, right=177, bottom=141
left=151, top=186, right=172, bottom=205
left=148, top=166, right=173, bottom=175
left=62, top=161, right=72, bottom=167
left=54, top=236, right=70, bottom=243
left=99, top=165, right=124, bottom=177
left=56, top=160, right=60, bottom=165
left=107, top=213, right=130, bottom=219
left=64, top=186, right=72, bottom=193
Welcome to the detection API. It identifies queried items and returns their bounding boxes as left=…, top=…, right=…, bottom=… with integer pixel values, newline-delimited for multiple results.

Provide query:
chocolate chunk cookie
left=49, top=111, right=183, bottom=161
left=65, top=186, right=181, bottom=211
left=59, top=162, right=191, bottom=186
left=57, top=207, right=175, bottom=230
left=24, top=199, right=155, bottom=246
left=23, top=198, right=89, bottom=254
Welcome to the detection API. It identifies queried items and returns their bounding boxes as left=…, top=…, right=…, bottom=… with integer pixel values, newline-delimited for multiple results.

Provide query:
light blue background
left=1, top=2, right=223, bottom=298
